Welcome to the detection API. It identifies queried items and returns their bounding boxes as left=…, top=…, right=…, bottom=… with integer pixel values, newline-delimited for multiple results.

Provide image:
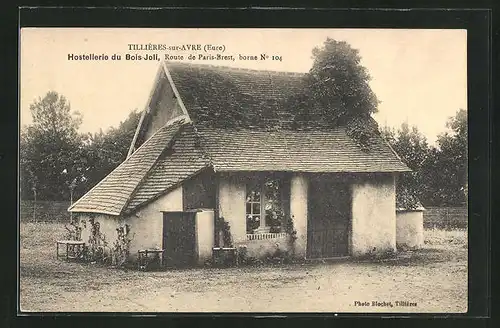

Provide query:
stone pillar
left=195, top=210, right=215, bottom=265
left=351, top=173, right=397, bottom=256
left=396, top=209, right=424, bottom=249
left=290, top=173, right=308, bottom=258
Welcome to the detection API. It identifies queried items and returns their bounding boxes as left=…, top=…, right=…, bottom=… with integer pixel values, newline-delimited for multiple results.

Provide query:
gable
left=143, top=73, right=184, bottom=141
left=128, top=64, right=188, bottom=156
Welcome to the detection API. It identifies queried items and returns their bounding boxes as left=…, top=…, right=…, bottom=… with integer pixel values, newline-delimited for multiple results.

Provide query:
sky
left=20, top=28, right=467, bottom=144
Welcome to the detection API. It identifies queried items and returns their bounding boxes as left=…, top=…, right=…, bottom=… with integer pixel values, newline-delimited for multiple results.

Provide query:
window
left=246, top=177, right=285, bottom=234
left=246, top=181, right=261, bottom=233
left=263, top=179, right=284, bottom=231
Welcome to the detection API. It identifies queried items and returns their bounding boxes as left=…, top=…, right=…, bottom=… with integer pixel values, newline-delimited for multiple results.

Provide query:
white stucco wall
left=77, top=214, right=92, bottom=242
left=217, top=173, right=308, bottom=259
left=243, top=235, right=292, bottom=258
left=290, top=173, right=308, bottom=258
left=128, top=186, right=183, bottom=259
left=396, top=210, right=424, bottom=249
left=351, top=174, right=397, bottom=256
left=195, top=210, right=215, bottom=265
left=218, top=175, right=247, bottom=244
left=77, top=186, right=183, bottom=262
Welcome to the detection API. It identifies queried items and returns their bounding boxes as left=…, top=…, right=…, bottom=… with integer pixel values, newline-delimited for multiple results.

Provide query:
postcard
left=19, top=27, right=468, bottom=313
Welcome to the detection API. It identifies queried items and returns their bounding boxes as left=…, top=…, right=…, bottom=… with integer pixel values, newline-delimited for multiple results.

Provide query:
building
left=69, top=61, right=411, bottom=266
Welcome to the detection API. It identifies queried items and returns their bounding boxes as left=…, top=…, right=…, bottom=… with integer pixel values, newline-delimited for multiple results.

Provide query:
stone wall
left=423, top=206, right=467, bottom=229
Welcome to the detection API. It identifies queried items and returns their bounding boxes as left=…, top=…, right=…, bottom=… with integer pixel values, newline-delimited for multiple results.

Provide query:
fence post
left=33, top=188, right=37, bottom=223
left=70, top=189, right=73, bottom=224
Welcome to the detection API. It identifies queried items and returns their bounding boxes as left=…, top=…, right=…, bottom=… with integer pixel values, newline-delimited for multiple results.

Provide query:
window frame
left=245, top=176, right=284, bottom=234
left=245, top=181, right=265, bottom=232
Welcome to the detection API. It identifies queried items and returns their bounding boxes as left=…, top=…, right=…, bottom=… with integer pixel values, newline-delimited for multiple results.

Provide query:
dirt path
left=19, top=223, right=468, bottom=313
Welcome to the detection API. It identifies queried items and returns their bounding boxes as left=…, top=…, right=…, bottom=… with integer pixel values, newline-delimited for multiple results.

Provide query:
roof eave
left=212, top=167, right=413, bottom=173
left=123, top=165, right=212, bottom=216
left=68, top=208, right=121, bottom=216
left=119, top=118, right=190, bottom=214
left=70, top=117, right=189, bottom=216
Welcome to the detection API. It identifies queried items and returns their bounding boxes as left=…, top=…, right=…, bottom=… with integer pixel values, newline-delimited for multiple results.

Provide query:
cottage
left=69, top=61, right=411, bottom=266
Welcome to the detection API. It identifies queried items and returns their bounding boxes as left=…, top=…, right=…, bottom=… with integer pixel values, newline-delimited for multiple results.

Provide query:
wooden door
left=163, top=212, right=197, bottom=267
left=307, top=179, right=350, bottom=258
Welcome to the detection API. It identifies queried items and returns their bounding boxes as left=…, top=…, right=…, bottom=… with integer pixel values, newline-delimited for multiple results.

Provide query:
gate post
left=195, top=210, right=215, bottom=265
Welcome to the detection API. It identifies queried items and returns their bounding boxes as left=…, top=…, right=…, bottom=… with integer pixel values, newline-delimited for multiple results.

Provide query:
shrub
left=111, top=224, right=134, bottom=268
left=283, top=215, right=298, bottom=253
left=237, top=245, right=248, bottom=264
left=265, top=243, right=292, bottom=264
left=85, top=217, right=110, bottom=264
left=64, top=221, right=82, bottom=241
left=216, top=216, right=233, bottom=248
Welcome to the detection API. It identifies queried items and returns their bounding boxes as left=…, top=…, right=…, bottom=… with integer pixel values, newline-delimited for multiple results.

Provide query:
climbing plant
left=216, top=216, right=233, bottom=248
left=111, top=224, right=134, bottom=268
left=283, top=215, right=298, bottom=252
left=86, top=217, right=110, bottom=263
left=64, top=220, right=82, bottom=241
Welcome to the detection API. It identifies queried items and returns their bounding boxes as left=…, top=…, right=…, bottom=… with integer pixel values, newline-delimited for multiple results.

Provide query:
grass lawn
left=19, top=222, right=468, bottom=313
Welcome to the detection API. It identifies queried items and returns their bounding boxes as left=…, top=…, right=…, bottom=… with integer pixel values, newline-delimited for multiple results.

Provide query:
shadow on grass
left=139, top=245, right=466, bottom=273
left=352, top=247, right=467, bottom=267
left=20, top=263, right=79, bottom=280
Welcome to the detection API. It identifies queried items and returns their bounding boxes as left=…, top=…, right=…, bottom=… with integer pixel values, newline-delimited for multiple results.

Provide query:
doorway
left=162, top=211, right=197, bottom=267
left=307, top=177, right=351, bottom=258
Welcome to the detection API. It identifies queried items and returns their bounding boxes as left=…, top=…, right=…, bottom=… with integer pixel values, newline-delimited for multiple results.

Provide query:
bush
left=354, top=247, right=397, bottom=262
left=216, top=216, right=233, bottom=248
left=64, top=221, right=82, bottom=241
left=283, top=215, right=298, bottom=253
left=111, top=224, right=133, bottom=267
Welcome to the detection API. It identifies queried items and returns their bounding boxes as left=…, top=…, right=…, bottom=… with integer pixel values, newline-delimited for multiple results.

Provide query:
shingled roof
left=197, top=127, right=409, bottom=173
left=69, top=117, right=189, bottom=215
left=70, top=62, right=410, bottom=216
left=124, top=125, right=210, bottom=213
left=165, top=62, right=409, bottom=173
left=166, top=62, right=304, bottom=128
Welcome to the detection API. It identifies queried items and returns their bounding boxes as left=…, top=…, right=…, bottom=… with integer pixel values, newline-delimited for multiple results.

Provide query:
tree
left=308, top=39, right=379, bottom=119
left=20, top=91, right=84, bottom=200
left=381, top=123, right=430, bottom=208
left=423, top=109, right=467, bottom=206
left=291, top=38, right=380, bottom=147
left=388, top=123, right=430, bottom=172
left=382, top=109, right=468, bottom=207
left=20, top=90, right=142, bottom=201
